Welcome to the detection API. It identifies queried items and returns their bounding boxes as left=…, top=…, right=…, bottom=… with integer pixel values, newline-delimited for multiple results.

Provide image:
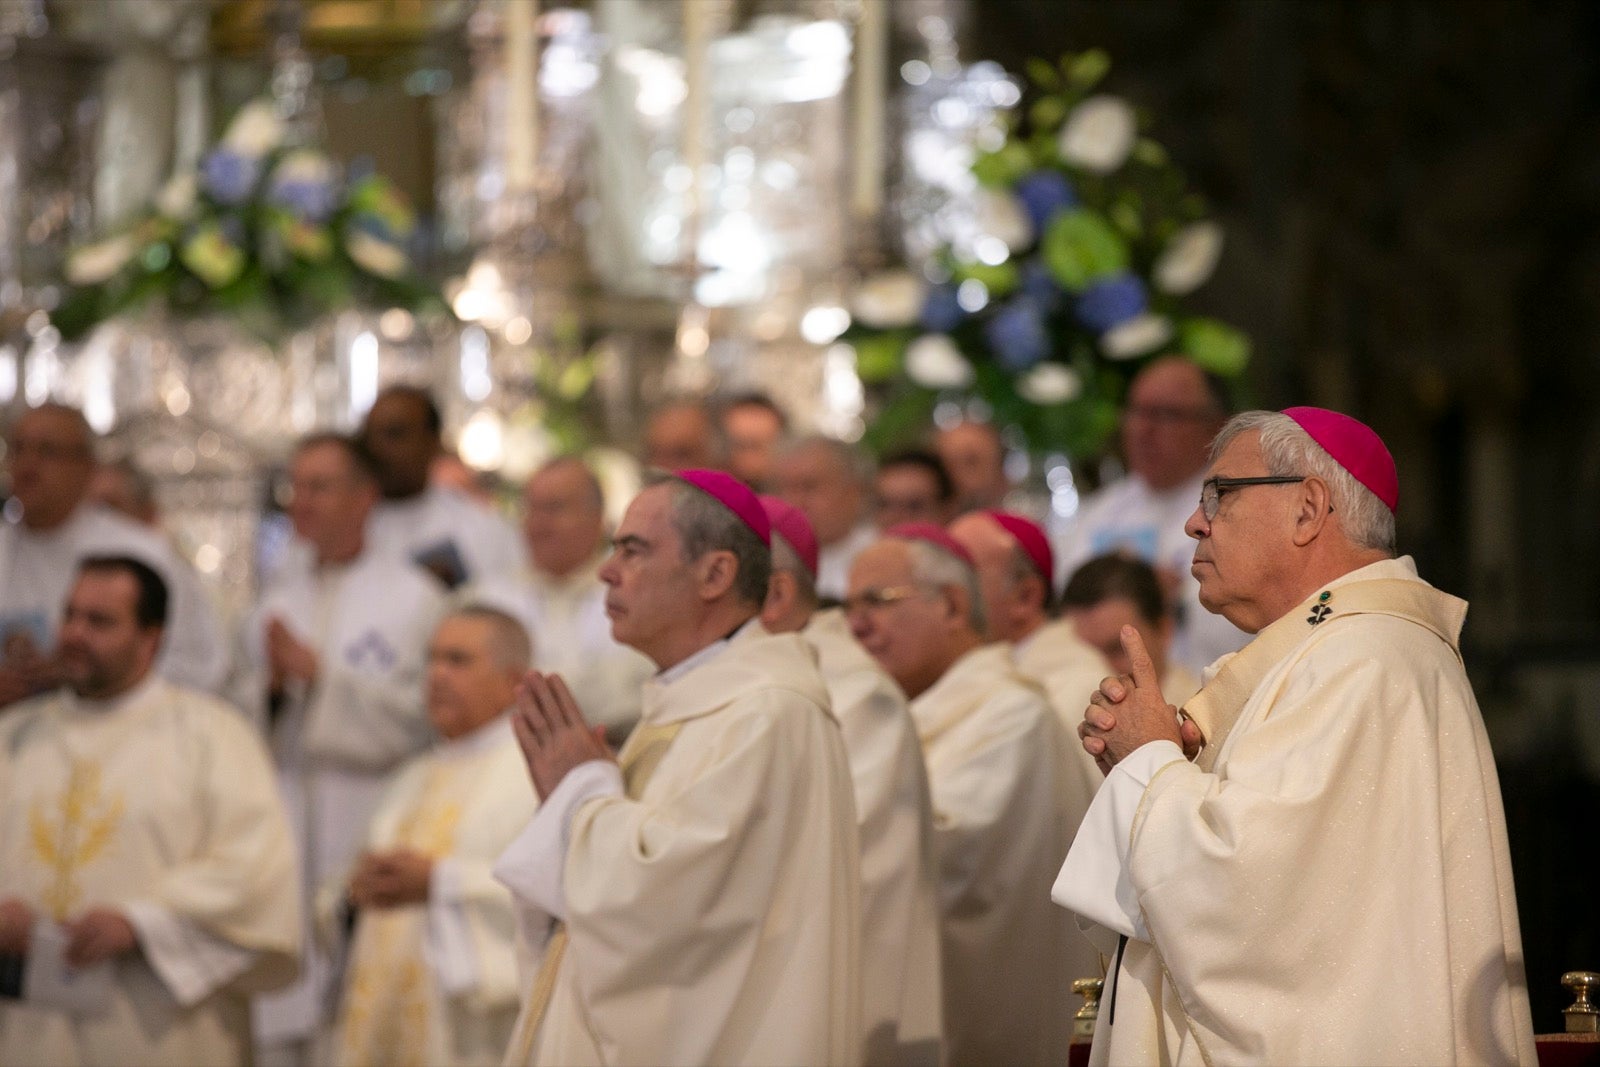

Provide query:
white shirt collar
left=654, top=617, right=759, bottom=685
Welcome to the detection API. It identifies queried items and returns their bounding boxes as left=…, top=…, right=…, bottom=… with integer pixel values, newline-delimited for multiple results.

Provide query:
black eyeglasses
left=1199, top=476, right=1306, bottom=521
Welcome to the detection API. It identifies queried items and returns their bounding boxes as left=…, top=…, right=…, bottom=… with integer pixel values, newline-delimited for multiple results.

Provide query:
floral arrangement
left=846, top=50, right=1251, bottom=458
left=51, top=99, right=448, bottom=343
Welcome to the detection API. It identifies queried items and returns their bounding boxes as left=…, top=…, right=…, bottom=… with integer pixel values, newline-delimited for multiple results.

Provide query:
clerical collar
left=437, top=710, right=515, bottom=759
left=65, top=671, right=161, bottom=718
left=655, top=617, right=759, bottom=685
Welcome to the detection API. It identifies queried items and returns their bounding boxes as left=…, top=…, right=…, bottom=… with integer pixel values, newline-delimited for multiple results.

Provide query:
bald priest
left=1054, top=407, right=1537, bottom=1066
left=492, top=470, right=862, bottom=1066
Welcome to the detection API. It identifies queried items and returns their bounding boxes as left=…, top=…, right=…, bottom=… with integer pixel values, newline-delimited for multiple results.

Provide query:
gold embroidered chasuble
left=0, top=679, right=299, bottom=1067
left=1086, top=557, right=1538, bottom=1066
left=505, top=627, right=863, bottom=1067
left=333, top=717, right=536, bottom=1067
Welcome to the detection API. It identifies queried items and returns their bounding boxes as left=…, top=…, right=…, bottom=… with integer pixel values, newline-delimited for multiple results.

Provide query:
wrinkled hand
left=0, top=898, right=34, bottom=955
left=348, top=848, right=434, bottom=909
left=63, top=908, right=137, bottom=967
left=510, top=671, right=613, bottom=802
left=266, top=618, right=319, bottom=687
left=1079, top=626, right=1202, bottom=774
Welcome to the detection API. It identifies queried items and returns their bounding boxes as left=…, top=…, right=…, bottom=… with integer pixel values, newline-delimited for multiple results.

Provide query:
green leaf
left=1025, top=58, right=1060, bottom=90
left=1065, top=49, right=1111, bottom=90
left=1029, top=95, right=1068, bottom=131
left=1041, top=209, right=1129, bottom=292
left=952, top=259, right=1020, bottom=298
left=1132, top=138, right=1169, bottom=168
left=853, top=331, right=910, bottom=384
left=972, top=141, right=1033, bottom=188
left=1179, top=317, right=1252, bottom=377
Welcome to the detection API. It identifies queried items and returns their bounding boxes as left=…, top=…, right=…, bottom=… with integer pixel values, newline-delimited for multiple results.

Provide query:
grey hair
left=904, top=539, right=987, bottom=637
left=1210, top=411, right=1395, bottom=554
left=447, top=603, right=534, bottom=672
left=783, top=433, right=876, bottom=485
left=650, top=474, right=772, bottom=606
left=770, top=532, right=819, bottom=606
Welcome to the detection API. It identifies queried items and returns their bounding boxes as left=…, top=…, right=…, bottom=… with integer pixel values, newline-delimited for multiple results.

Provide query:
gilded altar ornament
left=1563, top=971, right=1599, bottom=1034
left=28, top=759, right=125, bottom=921
left=1071, top=977, right=1104, bottom=1042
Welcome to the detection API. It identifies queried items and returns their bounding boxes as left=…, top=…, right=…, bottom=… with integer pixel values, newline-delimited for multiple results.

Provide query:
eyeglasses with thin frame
left=840, top=584, right=927, bottom=615
left=1199, top=476, right=1306, bottom=521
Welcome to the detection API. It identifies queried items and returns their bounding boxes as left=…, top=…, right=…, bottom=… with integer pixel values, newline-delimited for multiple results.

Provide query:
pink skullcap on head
left=985, top=510, right=1054, bottom=588
left=1281, top=407, right=1399, bottom=514
left=758, top=495, right=818, bottom=576
left=675, top=469, right=771, bottom=545
left=885, top=522, right=976, bottom=569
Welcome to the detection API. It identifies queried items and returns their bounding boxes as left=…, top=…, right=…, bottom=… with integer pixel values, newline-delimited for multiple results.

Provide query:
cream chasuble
left=1011, top=619, right=1116, bottom=993
left=0, top=678, right=300, bottom=1067
left=503, top=627, right=863, bottom=1067
left=803, top=608, right=943, bottom=1067
left=908, top=643, right=1079, bottom=1067
left=333, top=715, right=537, bottom=1067
left=1055, top=557, right=1538, bottom=1066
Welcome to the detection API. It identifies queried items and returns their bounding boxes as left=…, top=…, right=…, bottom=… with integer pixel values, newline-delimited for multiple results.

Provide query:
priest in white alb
left=1056, top=407, right=1537, bottom=1065
left=464, top=456, right=654, bottom=742
left=0, top=557, right=299, bottom=1067
left=846, top=524, right=1079, bottom=1067
left=239, top=433, right=449, bottom=1061
left=758, top=495, right=943, bottom=1066
left=331, top=606, right=539, bottom=1067
left=493, top=470, right=862, bottom=1066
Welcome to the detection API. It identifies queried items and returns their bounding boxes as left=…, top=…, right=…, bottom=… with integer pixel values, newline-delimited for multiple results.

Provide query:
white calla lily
left=973, top=189, right=1033, bottom=252
left=1154, top=221, right=1224, bottom=294
left=1058, top=95, right=1138, bottom=175
left=347, top=232, right=408, bottom=278
left=1101, top=312, right=1174, bottom=360
left=905, top=334, right=975, bottom=389
left=222, top=99, right=285, bottom=158
left=1017, top=363, right=1083, bottom=405
left=65, top=234, right=139, bottom=285
left=851, top=270, right=927, bottom=329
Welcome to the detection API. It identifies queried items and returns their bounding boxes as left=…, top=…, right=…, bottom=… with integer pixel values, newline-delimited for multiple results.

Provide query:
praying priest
left=493, top=469, right=862, bottom=1066
left=0, top=557, right=299, bottom=1067
left=331, top=605, right=539, bottom=1067
left=758, top=496, right=943, bottom=1067
left=1055, top=408, right=1538, bottom=1065
left=846, top=524, right=1078, bottom=1067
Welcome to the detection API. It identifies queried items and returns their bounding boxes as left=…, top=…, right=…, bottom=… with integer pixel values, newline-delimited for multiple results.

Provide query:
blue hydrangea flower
left=269, top=179, right=338, bottom=223
left=1020, top=257, right=1063, bottom=311
left=1074, top=272, right=1148, bottom=334
left=1014, top=170, right=1078, bottom=235
left=985, top=296, right=1050, bottom=371
left=200, top=149, right=260, bottom=206
left=920, top=284, right=965, bottom=333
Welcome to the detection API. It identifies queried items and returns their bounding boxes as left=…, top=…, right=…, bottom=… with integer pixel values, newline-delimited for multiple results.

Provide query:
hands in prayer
left=348, top=849, right=434, bottom=908
left=63, top=908, right=137, bottom=967
left=0, top=898, right=33, bottom=955
left=510, top=671, right=614, bottom=802
left=1079, top=625, right=1204, bottom=775
left=265, top=618, right=319, bottom=689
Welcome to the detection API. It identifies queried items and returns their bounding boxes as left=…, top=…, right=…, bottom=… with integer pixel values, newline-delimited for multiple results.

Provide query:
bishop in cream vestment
left=804, top=607, right=943, bottom=1066
left=495, top=625, right=863, bottom=1067
left=909, top=643, right=1079, bottom=1067
left=1057, top=558, right=1537, bottom=1065
left=0, top=677, right=300, bottom=1066
left=332, top=714, right=536, bottom=1067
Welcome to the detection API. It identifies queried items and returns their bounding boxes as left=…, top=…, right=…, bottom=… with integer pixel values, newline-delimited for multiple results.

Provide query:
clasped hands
left=509, top=671, right=614, bottom=802
left=0, top=897, right=136, bottom=966
left=1079, top=626, right=1205, bottom=776
left=347, top=849, right=434, bottom=909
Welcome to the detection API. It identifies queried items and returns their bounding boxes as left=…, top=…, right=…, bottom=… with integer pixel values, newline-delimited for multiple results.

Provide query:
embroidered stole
left=509, top=719, right=685, bottom=1064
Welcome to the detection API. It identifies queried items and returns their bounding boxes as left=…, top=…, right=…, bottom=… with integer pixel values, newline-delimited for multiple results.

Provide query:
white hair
left=1211, top=411, right=1395, bottom=554
left=904, top=540, right=986, bottom=636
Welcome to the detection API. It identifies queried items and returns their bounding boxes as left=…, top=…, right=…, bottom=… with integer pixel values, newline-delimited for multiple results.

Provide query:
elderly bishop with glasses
left=1053, top=407, right=1537, bottom=1066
